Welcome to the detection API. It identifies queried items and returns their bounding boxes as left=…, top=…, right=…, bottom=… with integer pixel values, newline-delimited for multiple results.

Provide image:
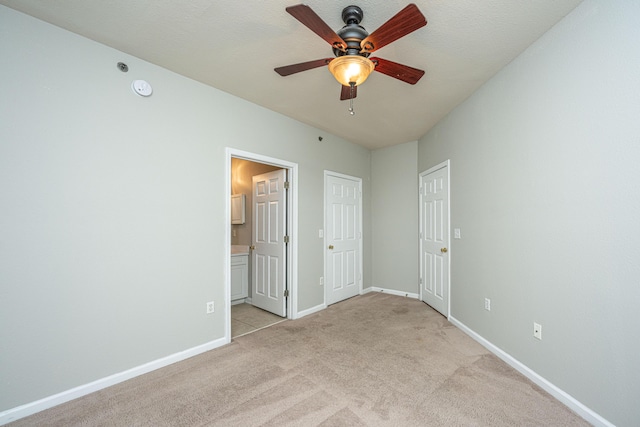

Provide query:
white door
left=251, top=169, right=287, bottom=317
left=419, top=162, right=450, bottom=317
left=325, top=172, right=362, bottom=305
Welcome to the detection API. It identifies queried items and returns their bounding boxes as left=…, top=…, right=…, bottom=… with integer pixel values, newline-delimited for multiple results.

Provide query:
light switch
left=319, top=229, right=324, bottom=238
left=454, top=228, right=461, bottom=239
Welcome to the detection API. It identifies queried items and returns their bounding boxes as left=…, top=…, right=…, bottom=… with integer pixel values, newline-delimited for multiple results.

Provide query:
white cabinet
left=231, top=254, right=249, bottom=301
left=231, top=194, right=246, bottom=224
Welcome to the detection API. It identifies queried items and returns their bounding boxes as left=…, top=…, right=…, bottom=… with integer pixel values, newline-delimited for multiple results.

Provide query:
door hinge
left=284, top=181, right=290, bottom=190
left=284, top=235, right=290, bottom=244
left=284, top=289, right=289, bottom=297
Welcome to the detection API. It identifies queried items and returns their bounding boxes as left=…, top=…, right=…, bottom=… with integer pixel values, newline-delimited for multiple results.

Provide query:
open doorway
left=225, top=148, right=298, bottom=342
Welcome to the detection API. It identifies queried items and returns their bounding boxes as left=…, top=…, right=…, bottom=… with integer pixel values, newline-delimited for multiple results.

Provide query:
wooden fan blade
left=360, top=4, right=427, bottom=54
left=371, top=57, right=425, bottom=85
left=286, top=4, right=346, bottom=51
left=275, top=58, right=333, bottom=76
left=340, top=85, right=358, bottom=101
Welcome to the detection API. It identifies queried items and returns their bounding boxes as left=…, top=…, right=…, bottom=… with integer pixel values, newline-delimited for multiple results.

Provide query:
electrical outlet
left=533, top=322, right=542, bottom=340
left=319, top=276, right=324, bottom=286
left=484, top=298, right=491, bottom=311
left=206, top=301, right=215, bottom=314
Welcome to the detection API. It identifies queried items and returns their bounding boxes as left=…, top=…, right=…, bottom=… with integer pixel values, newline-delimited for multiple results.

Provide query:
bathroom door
left=251, top=169, right=287, bottom=317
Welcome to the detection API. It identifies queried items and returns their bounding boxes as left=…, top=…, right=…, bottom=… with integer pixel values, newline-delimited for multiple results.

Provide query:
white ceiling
left=1, top=0, right=582, bottom=150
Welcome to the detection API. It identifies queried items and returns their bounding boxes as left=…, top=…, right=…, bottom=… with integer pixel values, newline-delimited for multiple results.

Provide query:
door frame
left=418, top=159, right=451, bottom=319
left=225, top=148, right=298, bottom=343
left=323, top=170, right=363, bottom=306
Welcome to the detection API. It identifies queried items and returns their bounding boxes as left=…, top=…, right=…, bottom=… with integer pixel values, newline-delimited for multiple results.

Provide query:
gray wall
left=418, top=1, right=640, bottom=425
left=371, top=141, right=419, bottom=294
left=0, top=5, right=371, bottom=411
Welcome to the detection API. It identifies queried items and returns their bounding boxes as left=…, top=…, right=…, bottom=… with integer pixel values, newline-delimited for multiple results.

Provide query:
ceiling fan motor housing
left=333, top=5, right=370, bottom=58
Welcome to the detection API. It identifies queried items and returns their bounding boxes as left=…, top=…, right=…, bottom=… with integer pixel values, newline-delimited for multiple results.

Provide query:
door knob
left=441, top=247, right=448, bottom=253
left=328, top=245, right=334, bottom=250
left=250, top=245, right=255, bottom=250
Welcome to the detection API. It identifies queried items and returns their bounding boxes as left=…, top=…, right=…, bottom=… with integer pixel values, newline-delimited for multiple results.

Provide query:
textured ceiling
left=1, top=0, right=583, bottom=149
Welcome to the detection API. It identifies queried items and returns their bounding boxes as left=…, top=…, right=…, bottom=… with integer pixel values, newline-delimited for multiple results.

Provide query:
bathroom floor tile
left=231, top=303, right=285, bottom=338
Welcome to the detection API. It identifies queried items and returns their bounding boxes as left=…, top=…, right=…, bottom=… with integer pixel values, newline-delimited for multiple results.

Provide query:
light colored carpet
left=9, top=292, right=588, bottom=426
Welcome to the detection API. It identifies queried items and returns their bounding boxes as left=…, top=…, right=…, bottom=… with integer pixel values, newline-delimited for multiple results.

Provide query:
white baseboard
left=295, top=303, right=326, bottom=319
left=0, top=337, right=227, bottom=426
left=449, top=316, right=613, bottom=427
left=363, top=286, right=419, bottom=299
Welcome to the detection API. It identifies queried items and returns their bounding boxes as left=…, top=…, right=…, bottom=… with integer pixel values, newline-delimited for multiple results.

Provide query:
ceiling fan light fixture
left=328, top=55, right=375, bottom=87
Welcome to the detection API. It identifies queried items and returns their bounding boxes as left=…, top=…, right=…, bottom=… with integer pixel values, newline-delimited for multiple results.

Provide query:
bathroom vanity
left=231, top=245, right=249, bottom=303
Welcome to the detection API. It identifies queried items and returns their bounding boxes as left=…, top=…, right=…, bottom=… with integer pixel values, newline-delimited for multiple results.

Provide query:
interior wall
left=371, top=141, right=419, bottom=294
left=230, top=158, right=280, bottom=246
left=0, top=5, right=371, bottom=412
left=417, top=1, right=640, bottom=425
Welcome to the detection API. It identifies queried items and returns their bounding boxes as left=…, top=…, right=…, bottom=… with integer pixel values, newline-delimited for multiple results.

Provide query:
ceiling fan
left=274, top=3, right=427, bottom=110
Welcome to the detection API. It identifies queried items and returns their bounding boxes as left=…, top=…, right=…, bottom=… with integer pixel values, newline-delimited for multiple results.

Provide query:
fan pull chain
left=348, top=82, right=356, bottom=116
